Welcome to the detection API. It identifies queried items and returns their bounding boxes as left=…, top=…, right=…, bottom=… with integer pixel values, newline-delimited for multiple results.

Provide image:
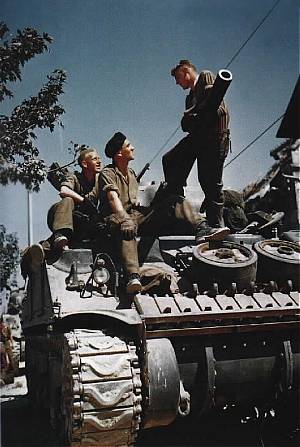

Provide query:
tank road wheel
left=49, top=330, right=142, bottom=447
left=192, top=241, right=257, bottom=292
left=254, top=239, right=300, bottom=289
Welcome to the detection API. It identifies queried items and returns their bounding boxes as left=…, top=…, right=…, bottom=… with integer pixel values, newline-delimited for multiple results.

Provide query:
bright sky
left=1, top=0, right=299, bottom=250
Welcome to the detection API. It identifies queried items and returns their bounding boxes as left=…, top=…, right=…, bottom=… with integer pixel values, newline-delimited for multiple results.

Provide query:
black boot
left=205, top=202, right=225, bottom=228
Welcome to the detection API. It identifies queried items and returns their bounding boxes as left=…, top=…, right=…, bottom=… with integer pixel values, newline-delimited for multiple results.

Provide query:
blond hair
left=78, top=148, right=97, bottom=167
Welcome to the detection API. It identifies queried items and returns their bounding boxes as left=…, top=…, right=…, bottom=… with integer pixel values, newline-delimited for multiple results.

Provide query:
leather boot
left=206, top=201, right=225, bottom=228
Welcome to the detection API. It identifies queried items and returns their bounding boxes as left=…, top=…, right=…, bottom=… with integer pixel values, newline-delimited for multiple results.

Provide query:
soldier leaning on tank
left=21, top=148, right=102, bottom=277
left=162, top=59, right=231, bottom=229
left=99, top=132, right=230, bottom=294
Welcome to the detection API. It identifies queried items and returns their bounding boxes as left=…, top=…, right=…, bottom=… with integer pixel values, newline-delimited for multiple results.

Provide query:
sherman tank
left=21, top=76, right=300, bottom=446
left=21, top=212, right=300, bottom=446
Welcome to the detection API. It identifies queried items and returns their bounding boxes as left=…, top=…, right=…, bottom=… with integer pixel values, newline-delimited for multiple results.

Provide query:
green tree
left=0, top=224, right=19, bottom=289
left=0, top=22, right=66, bottom=191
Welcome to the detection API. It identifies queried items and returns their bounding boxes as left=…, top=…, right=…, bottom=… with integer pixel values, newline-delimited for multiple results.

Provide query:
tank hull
left=22, top=239, right=300, bottom=446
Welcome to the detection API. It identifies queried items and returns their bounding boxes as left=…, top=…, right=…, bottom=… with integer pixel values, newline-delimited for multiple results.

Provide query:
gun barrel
left=137, top=162, right=150, bottom=182
left=205, top=69, right=232, bottom=112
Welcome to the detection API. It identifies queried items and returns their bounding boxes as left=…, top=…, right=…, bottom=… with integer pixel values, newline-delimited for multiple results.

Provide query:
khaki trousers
left=47, top=197, right=75, bottom=232
left=111, top=196, right=205, bottom=275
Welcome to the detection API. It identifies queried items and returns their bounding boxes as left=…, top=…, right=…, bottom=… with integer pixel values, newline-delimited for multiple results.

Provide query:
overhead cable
left=148, top=125, right=181, bottom=165
left=225, top=0, right=281, bottom=69
left=224, top=114, right=284, bottom=168
left=147, top=0, right=282, bottom=168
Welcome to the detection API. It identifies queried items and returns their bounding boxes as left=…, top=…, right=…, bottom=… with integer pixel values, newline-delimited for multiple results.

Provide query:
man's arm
left=106, top=190, right=137, bottom=240
left=107, top=190, right=126, bottom=216
left=60, top=185, right=99, bottom=216
left=182, top=70, right=227, bottom=132
left=59, top=185, right=84, bottom=204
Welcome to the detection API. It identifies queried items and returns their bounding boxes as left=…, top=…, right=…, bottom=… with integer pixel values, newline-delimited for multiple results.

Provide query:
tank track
left=25, top=330, right=142, bottom=446
left=63, top=329, right=143, bottom=447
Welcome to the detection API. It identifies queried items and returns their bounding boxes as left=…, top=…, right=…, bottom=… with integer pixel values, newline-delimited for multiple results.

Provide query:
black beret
left=105, top=132, right=126, bottom=158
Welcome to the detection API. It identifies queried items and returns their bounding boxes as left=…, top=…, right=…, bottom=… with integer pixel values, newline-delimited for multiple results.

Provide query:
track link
left=64, top=329, right=142, bottom=446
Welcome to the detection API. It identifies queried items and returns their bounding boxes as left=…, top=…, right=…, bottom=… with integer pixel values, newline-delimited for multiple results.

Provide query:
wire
left=225, top=0, right=281, bottom=69
left=145, top=0, right=282, bottom=169
left=148, top=124, right=181, bottom=165
left=224, top=114, right=284, bottom=168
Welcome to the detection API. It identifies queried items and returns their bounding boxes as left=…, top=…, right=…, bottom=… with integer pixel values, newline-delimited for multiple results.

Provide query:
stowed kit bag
left=139, top=262, right=179, bottom=295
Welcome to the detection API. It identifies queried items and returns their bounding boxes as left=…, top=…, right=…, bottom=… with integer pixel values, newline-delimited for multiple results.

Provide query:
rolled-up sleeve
left=100, top=168, right=120, bottom=195
left=61, top=173, right=77, bottom=190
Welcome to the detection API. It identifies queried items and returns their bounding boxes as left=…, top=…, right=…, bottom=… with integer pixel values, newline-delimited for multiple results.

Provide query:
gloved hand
left=120, top=217, right=137, bottom=240
left=81, top=196, right=98, bottom=215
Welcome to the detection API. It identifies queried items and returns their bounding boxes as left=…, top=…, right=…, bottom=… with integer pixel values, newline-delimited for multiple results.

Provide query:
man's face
left=119, top=139, right=135, bottom=161
left=82, top=151, right=102, bottom=174
left=174, top=68, right=191, bottom=90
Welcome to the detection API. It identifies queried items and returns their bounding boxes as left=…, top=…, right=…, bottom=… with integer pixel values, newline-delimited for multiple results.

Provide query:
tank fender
left=58, top=309, right=142, bottom=327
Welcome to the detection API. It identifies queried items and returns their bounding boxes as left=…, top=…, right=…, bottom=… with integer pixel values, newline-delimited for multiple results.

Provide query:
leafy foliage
left=0, top=23, right=66, bottom=191
left=0, top=22, right=53, bottom=101
left=0, top=224, right=19, bottom=289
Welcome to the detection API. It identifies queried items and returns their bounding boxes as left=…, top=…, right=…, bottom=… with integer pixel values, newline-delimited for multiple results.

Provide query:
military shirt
left=185, top=70, right=229, bottom=133
left=61, top=172, right=99, bottom=195
left=99, top=165, right=138, bottom=217
left=60, top=172, right=99, bottom=209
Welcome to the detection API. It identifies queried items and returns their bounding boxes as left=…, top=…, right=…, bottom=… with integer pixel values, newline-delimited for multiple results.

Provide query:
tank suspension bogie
left=159, top=336, right=300, bottom=421
left=142, top=338, right=182, bottom=429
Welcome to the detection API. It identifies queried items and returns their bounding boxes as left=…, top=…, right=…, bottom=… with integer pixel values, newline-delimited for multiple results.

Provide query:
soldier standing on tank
left=99, top=132, right=230, bottom=294
left=162, top=59, right=231, bottom=228
left=21, top=148, right=102, bottom=276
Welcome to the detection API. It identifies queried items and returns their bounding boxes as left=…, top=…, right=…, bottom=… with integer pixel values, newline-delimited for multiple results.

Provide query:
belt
left=195, top=129, right=230, bottom=137
left=211, top=129, right=230, bottom=136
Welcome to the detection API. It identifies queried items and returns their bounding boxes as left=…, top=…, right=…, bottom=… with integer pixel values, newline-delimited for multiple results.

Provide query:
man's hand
left=181, top=113, right=198, bottom=133
left=106, top=212, right=137, bottom=239
left=120, top=217, right=137, bottom=240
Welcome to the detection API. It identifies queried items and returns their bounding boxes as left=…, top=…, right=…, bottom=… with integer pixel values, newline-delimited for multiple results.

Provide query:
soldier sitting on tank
left=21, top=148, right=102, bottom=277
left=99, top=132, right=230, bottom=294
